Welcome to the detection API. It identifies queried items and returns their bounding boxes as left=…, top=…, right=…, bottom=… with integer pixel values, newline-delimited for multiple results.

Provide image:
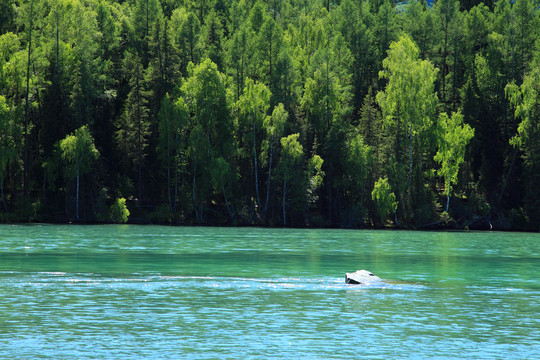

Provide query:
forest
left=0, top=0, right=538, bottom=229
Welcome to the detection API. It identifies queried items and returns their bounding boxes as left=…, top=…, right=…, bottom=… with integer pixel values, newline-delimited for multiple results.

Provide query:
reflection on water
left=1, top=225, right=540, bottom=359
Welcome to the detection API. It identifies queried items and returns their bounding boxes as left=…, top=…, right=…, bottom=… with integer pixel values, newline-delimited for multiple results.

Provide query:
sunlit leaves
left=434, top=111, right=474, bottom=211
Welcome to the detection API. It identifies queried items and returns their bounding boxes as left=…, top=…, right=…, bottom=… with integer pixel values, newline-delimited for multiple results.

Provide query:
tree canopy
left=0, top=0, right=538, bottom=230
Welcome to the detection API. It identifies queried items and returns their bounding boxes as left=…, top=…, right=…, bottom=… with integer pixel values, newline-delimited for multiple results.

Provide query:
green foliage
left=158, top=93, right=188, bottom=211
left=279, top=134, right=304, bottom=184
left=110, top=197, right=129, bottom=223
left=116, top=52, right=150, bottom=170
left=308, top=155, right=325, bottom=189
left=236, top=77, right=271, bottom=210
left=59, top=125, right=99, bottom=177
left=506, top=66, right=540, bottom=150
left=181, top=58, right=233, bottom=221
left=345, top=133, right=373, bottom=220
left=506, top=55, right=540, bottom=227
left=377, top=34, right=439, bottom=138
left=200, top=10, right=224, bottom=69
left=0, top=0, right=538, bottom=228
left=0, top=95, right=19, bottom=211
left=307, top=154, right=325, bottom=209
left=59, top=125, right=99, bottom=220
left=0, top=0, right=15, bottom=34
left=376, top=34, right=439, bottom=222
left=278, top=133, right=304, bottom=225
left=434, top=111, right=474, bottom=211
left=371, top=177, right=398, bottom=226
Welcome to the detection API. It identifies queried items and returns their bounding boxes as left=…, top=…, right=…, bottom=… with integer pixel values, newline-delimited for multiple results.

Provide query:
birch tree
left=434, top=111, right=474, bottom=212
left=59, top=125, right=99, bottom=221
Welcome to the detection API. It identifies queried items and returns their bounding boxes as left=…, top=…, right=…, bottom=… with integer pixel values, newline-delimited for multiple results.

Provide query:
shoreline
left=1, top=219, right=535, bottom=233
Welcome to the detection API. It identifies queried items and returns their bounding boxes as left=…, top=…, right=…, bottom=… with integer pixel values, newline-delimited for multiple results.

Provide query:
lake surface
left=1, top=225, right=539, bottom=359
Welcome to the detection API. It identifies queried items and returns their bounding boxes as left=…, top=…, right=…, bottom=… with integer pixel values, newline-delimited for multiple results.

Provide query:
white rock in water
left=345, top=270, right=382, bottom=285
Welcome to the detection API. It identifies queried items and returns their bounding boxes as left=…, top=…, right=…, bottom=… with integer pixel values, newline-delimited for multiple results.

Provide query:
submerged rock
left=345, top=270, right=382, bottom=285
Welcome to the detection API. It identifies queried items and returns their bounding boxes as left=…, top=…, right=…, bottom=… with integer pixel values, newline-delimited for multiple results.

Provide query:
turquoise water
left=1, top=225, right=539, bottom=359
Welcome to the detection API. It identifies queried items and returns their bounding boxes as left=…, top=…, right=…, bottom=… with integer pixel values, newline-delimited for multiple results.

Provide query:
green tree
left=115, top=52, right=150, bottom=205
left=133, top=0, right=163, bottom=65
left=256, top=16, right=283, bottom=98
left=171, top=8, right=201, bottom=74
left=200, top=10, right=224, bottom=69
left=402, top=0, right=436, bottom=60
left=301, top=29, right=354, bottom=145
left=373, top=0, right=398, bottom=82
left=512, top=0, right=539, bottom=83
left=334, top=0, right=376, bottom=107
left=376, top=34, right=438, bottom=219
left=69, top=0, right=100, bottom=128
left=96, top=0, right=118, bottom=63
left=181, top=59, right=234, bottom=222
left=180, top=11, right=201, bottom=68
left=236, top=78, right=271, bottom=214
left=0, top=0, right=15, bottom=34
left=371, top=177, right=397, bottom=226
left=21, top=0, right=36, bottom=201
left=148, top=17, right=179, bottom=108
left=59, top=125, right=99, bottom=221
left=463, top=4, right=489, bottom=79
left=209, top=156, right=234, bottom=222
left=226, top=25, right=250, bottom=101
left=278, top=133, right=304, bottom=226
left=0, top=96, right=18, bottom=212
left=506, top=57, right=540, bottom=227
left=306, top=153, right=325, bottom=219
left=433, top=0, right=460, bottom=104
left=262, top=103, right=288, bottom=220
left=158, top=93, right=188, bottom=212
left=434, top=111, right=475, bottom=212
left=345, top=133, right=373, bottom=222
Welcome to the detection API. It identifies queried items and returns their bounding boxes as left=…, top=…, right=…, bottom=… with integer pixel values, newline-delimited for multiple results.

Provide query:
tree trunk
left=497, top=146, right=518, bottom=210
left=442, top=22, right=448, bottom=102
left=167, top=140, right=171, bottom=209
left=138, top=162, right=143, bottom=206
left=174, top=157, right=178, bottom=215
left=192, top=164, right=199, bottom=222
left=452, top=25, right=458, bottom=109
left=223, top=185, right=233, bottom=222
left=23, top=0, right=34, bottom=201
left=446, top=193, right=450, bottom=213
left=263, top=141, right=274, bottom=220
left=65, top=188, right=69, bottom=218
left=269, top=30, right=273, bottom=90
left=361, top=184, right=364, bottom=222
left=1, top=176, right=7, bottom=212
left=56, top=9, right=60, bottom=83
left=409, top=127, right=413, bottom=187
left=282, top=178, right=287, bottom=226
left=253, top=121, right=261, bottom=212
left=76, top=171, right=80, bottom=221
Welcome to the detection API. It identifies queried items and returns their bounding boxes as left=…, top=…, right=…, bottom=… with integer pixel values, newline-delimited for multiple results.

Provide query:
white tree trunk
left=0, top=176, right=7, bottom=212
left=253, top=122, right=260, bottom=212
left=76, top=171, right=80, bottom=221
left=282, top=179, right=287, bottom=226
left=263, top=141, right=274, bottom=220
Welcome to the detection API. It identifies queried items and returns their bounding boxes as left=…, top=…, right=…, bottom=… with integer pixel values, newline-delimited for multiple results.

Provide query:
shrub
left=371, top=177, right=398, bottom=226
left=110, top=198, right=129, bottom=223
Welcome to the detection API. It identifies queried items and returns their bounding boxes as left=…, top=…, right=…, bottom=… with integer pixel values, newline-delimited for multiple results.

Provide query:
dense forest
left=0, top=0, right=538, bottom=229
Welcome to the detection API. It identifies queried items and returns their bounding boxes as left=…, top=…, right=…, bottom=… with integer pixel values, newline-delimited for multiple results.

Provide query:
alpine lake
left=1, top=225, right=539, bottom=359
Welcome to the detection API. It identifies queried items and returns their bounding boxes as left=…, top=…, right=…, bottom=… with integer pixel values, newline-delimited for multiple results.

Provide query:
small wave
left=1, top=272, right=424, bottom=292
